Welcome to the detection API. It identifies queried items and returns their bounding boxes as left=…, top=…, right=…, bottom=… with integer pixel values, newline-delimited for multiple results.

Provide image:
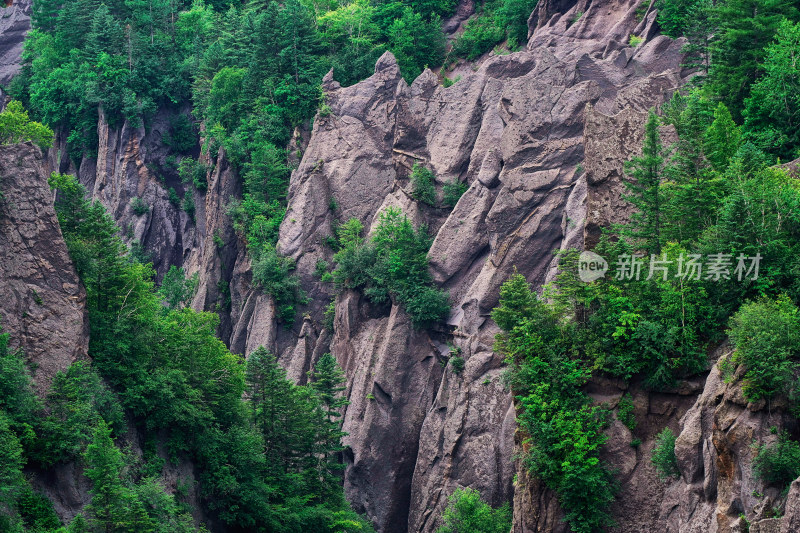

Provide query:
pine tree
left=708, top=0, right=800, bottom=121
left=623, top=110, right=666, bottom=255
left=308, top=353, right=349, bottom=497
left=705, top=102, right=741, bottom=173
left=743, top=19, right=800, bottom=160
left=84, top=421, right=154, bottom=532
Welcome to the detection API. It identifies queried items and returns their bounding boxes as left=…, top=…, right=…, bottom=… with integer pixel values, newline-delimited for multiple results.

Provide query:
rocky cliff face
left=40, top=0, right=691, bottom=530
left=0, top=142, right=87, bottom=394
left=8, top=0, right=799, bottom=531
left=245, top=0, right=689, bottom=530
left=0, top=0, right=30, bottom=87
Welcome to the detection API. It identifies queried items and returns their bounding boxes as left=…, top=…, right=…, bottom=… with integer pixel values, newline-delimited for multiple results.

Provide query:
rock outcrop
left=0, top=0, right=30, bottom=86
left=0, top=142, right=87, bottom=394
left=222, top=0, right=691, bottom=530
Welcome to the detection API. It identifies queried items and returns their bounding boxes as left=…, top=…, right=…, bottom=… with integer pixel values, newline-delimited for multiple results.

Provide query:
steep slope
left=228, top=0, right=690, bottom=530
left=0, top=0, right=30, bottom=86
left=0, top=142, right=87, bottom=394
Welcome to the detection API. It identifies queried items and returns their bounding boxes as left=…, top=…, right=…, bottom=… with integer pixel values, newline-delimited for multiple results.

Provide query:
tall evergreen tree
left=308, top=353, right=349, bottom=497
left=623, top=110, right=666, bottom=254
left=743, top=18, right=800, bottom=160
left=708, top=0, right=800, bottom=121
left=84, top=421, right=154, bottom=532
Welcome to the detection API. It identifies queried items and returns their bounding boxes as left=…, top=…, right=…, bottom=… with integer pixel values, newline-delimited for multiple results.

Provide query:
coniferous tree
left=623, top=110, right=666, bottom=254
left=705, top=102, right=741, bottom=173
left=743, top=19, right=800, bottom=160
left=84, top=421, right=154, bottom=532
left=708, top=0, right=800, bottom=121
left=308, top=353, right=349, bottom=496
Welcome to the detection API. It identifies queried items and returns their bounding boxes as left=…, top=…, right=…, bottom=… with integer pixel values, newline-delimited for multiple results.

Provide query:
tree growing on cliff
left=622, top=110, right=666, bottom=254
left=0, top=101, right=54, bottom=149
left=437, top=487, right=512, bottom=533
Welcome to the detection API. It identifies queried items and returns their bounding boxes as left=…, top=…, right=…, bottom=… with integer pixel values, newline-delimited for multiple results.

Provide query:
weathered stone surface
left=254, top=0, right=689, bottom=530
left=0, top=143, right=88, bottom=394
left=0, top=0, right=30, bottom=86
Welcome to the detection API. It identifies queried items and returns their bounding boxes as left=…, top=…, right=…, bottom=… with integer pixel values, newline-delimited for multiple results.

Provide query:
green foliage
left=84, top=421, right=155, bottom=532
left=167, top=187, right=180, bottom=207
left=178, top=158, right=209, bottom=192
left=0, top=100, right=54, bottom=149
left=752, top=432, right=800, bottom=488
left=159, top=266, right=199, bottom=310
left=131, top=197, right=150, bottom=217
left=728, top=296, right=800, bottom=402
left=743, top=19, right=800, bottom=160
left=163, top=114, right=197, bottom=154
left=622, top=110, right=665, bottom=254
left=449, top=356, right=465, bottom=374
left=655, top=0, right=708, bottom=38
left=437, top=487, right=512, bottom=533
left=628, top=34, right=643, bottom=47
left=493, top=273, right=617, bottom=533
left=48, top=172, right=368, bottom=529
left=707, top=0, right=800, bottom=121
left=333, top=208, right=449, bottom=327
left=252, top=247, right=309, bottom=324
left=442, top=75, right=460, bottom=88
left=451, top=0, right=538, bottom=59
left=651, top=427, right=680, bottom=480
left=617, top=393, right=636, bottom=430
left=410, top=163, right=437, bottom=206
left=37, top=361, right=124, bottom=466
left=181, top=191, right=195, bottom=221
left=442, top=179, right=468, bottom=208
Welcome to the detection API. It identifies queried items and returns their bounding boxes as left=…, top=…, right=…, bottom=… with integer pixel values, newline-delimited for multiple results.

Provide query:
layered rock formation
left=0, top=0, right=30, bottom=87
left=0, top=142, right=87, bottom=394
left=230, top=0, right=690, bottom=530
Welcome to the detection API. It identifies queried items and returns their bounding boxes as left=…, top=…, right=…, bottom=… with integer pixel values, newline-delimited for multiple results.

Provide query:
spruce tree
left=708, top=0, right=800, bottom=121
left=623, top=110, right=666, bottom=255
left=84, top=421, right=154, bottom=532
left=308, top=353, right=349, bottom=497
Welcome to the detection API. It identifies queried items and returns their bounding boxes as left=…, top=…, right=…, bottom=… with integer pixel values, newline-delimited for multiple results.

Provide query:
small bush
left=314, top=259, right=330, bottom=278
left=629, top=34, right=644, bottom=47
left=617, top=393, right=636, bottom=430
left=332, top=208, right=449, bottom=327
left=442, top=75, right=461, bottom=88
left=652, top=427, right=680, bottom=480
left=437, top=487, right=512, bottom=533
left=728, top=296, right=800, bottom=402
left=252, top=247, right=309, bottom=325
left=450, top=356, right=465, bottom=374
left=752, top=432, right=800, bottom=488
left=0, top=100, right=54, bottom=149
left=167, top=187, right=180, bottom=207
left=442, top=179, right=468, bottom=208
left=131, top=197, right=149, bottom=216
left=178, top=158, right=209, bottom=192
left=410, top=163, right=437, bottom=206
left=181, top=192, right=195, bottom=221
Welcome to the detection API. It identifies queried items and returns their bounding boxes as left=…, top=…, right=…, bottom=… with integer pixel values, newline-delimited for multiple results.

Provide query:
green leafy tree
left=158, top=266, right=199, bottom=310
left=728, top=296, right=800, bottom=402
left=0, top=100, right=54, bottom=148
left=410, top=163, right=437, bottom=206
left=437, top=487, right=512, bottom=533
left=752, top=432, right=800, bottom=488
